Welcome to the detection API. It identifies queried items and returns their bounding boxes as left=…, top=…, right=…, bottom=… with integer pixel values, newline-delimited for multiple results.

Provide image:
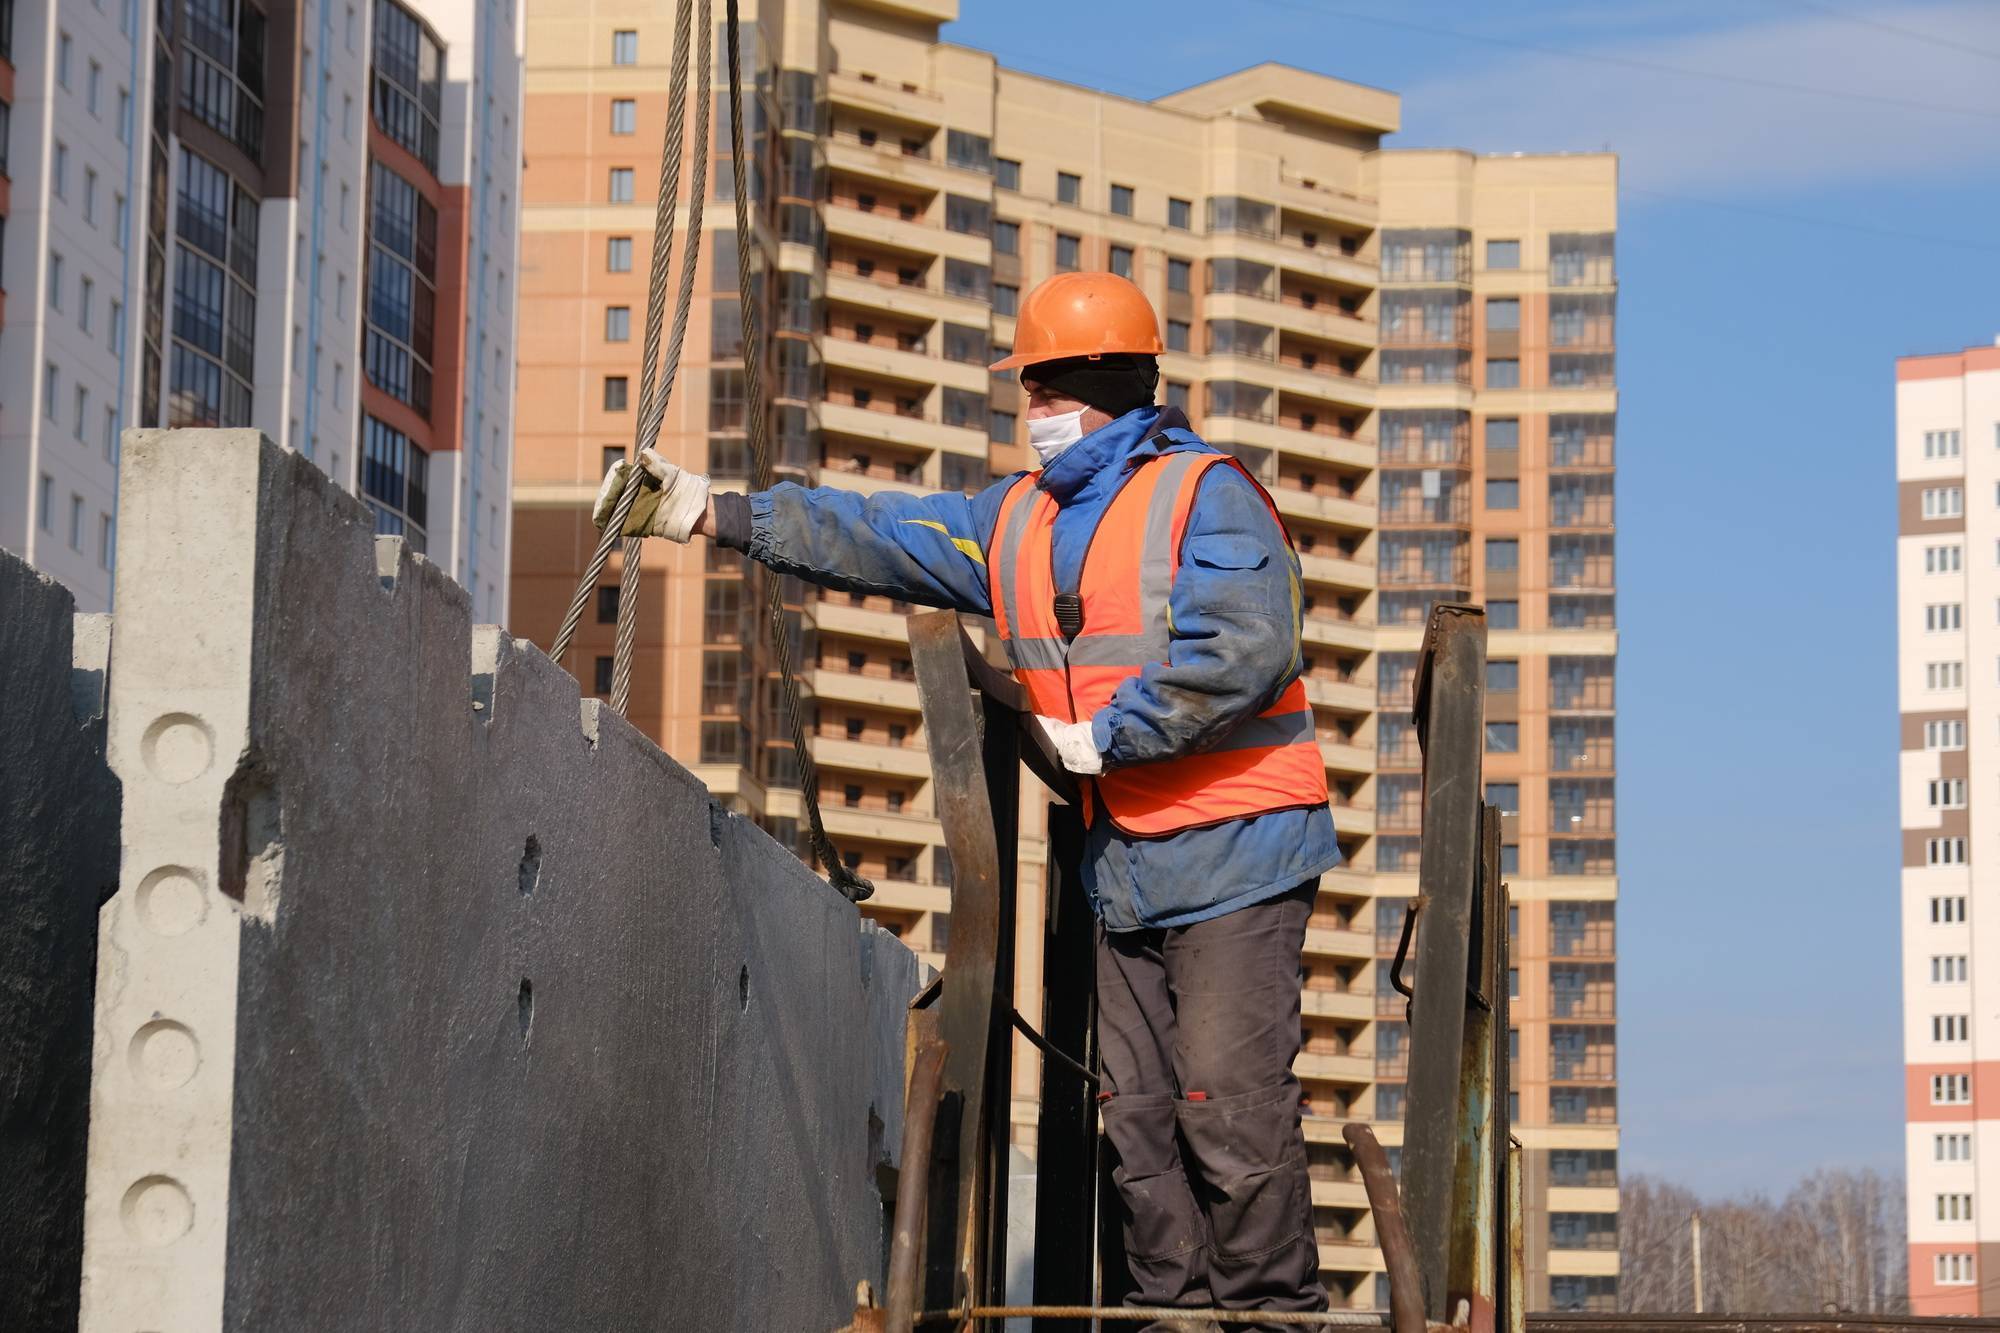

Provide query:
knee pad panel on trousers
left=1174, top=1083, right=1313, bottom=1267
left=1100, top=1093, right=1208, bottom=1266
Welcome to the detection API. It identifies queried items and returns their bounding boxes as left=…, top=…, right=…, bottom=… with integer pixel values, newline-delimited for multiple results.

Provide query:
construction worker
left=594, top=272, right=1338, bottom=1326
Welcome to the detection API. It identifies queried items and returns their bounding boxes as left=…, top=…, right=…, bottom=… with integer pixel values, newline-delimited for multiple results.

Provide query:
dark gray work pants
left=1095, top=879, right=1327, bottom=1330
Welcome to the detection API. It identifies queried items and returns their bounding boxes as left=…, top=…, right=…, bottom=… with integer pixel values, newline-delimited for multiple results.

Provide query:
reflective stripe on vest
left=987, top=450, right=1329, bottom=837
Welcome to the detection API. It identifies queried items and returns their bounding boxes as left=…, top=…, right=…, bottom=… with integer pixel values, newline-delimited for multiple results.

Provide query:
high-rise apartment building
left=1897, top=341, right=2000, bottom=1316
left=0, top=0, right=521, bottom=616
left=513, top=0, right=1616, bottom=1308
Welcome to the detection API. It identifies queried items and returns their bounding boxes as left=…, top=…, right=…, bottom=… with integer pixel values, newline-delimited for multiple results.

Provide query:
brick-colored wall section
left=1898, top=346, right=2000, bottom=380
left=1908, top=1242, right=1985, bottom=1314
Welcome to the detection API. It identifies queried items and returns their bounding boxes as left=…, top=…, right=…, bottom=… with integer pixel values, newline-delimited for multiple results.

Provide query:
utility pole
left=1691, top=1211, right=1705, bottom=1314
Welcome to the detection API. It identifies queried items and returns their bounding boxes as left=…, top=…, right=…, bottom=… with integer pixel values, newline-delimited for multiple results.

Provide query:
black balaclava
left=1022, top=353, right=1160, bottom=418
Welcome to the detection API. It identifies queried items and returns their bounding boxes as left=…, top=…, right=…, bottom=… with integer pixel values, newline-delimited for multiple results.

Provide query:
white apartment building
left=0, top=0, right=521, bottom=618
left=1897, top=339, right=2000, bottom=1316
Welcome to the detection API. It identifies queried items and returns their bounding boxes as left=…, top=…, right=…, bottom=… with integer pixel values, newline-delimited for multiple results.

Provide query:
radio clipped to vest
left=1052, top=593, right=1085, bottom=641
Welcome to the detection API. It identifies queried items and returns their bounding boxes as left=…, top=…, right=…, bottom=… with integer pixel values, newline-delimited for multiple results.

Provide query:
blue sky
left=942, top=1, right=2000, bottom=1195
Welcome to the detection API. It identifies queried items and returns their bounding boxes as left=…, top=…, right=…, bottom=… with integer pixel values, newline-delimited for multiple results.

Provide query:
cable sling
left=549, top=0, right=870, bottom=903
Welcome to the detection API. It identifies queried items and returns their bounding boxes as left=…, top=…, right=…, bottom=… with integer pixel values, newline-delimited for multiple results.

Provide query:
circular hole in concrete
left=738, top=964, right=750, bottom=1012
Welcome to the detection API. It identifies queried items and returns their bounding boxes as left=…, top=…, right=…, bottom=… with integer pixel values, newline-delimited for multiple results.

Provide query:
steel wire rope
left=725, top=0, right=870, bottom=903
left=613, top=0, right=710, bottom=715
left=549, top=0, right=699, bottom=677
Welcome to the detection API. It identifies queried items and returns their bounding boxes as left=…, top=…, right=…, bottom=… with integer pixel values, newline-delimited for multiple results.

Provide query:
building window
left=1055, top=233, right=1080, bottom=271
left=1938, top=1192, right=1975, bottom=1221
left=1936, top=1253, right=1975, bottom=1285
left=1486, top=479, right=1519, bottom=510
left=373, top=0, right=441, bottom=171
left=1924, top=543, right=1962, bottom=573
left=1167, top=197, right=1192, bottom=230
left=1167, top=257, right=1190, bottom=293
left=364, top=160, right=437, bottom=416
left=1936, top=1132, right=1973, bottom=1160
left=604, top=376, right=629, bottom=411
left=1486, top=358, right=1520, bottom=389
left=1109, top=245, right=1133, bottom=280
left=993, top=219, right=1019, bottom=255
left=1925, top=661, right=1964, bottom=691
left=1485, top=538, right=1519, bottom=572
left=1056, top=170, right=1081, bottom=205
left=610, top=98, right=636, bottom=134
left=1924, top=429, right=1962, bottom=458
left=1487, top=599, right=1519, bottom=629
left=995, top=157, right=1020, bottom=191
left=608, top=167, right=634, bottom=203
left=944, top=259, right=990, bottom=302
left=595, top=585, right=619, bottom=624
left=1923, top=719, right=1967, bottom=750
left=170, top=148, right=258, bottom=428
left=1927, top=838, right=1969, bottom=866
left=1110, top=183, right=1133, bottom=216
left=1486, top=239, right=1520, bottom=269
left=48, top=251, right=63, bottom=309
left=989, top=409, right=1016, bottom=444
left=67, top=494, right=83, bottom=550
left=1929, top=778, right=1968, bottom=809
left=1931, top=1073, right=1972, bottom=1105
left=1486, top=298, right=1520, bottom=331
left=360, top=415, right=429, bottom=551
left=1484, top=782, right=1520, bottom=816
left=1485, top=723, right=1519, bottom=753
left=1932, top=895, right=1968, bottom=923
left=605, top=306, right=631, bottom=341
left=1165, top=381, right=1190, bottom=413
left=607, top=236, right=633, bottom=271
left=1923, top=486, right=1965, bottom=519
left=946, top=193, right=991, bottom=237
left=1934, top=1014, right=1970, bottom=1043
left=993, top=283, right=1018, bottom=317
left=1166, top=320, right=1189, bottom=353
left=945, top=129, right=991, bottom=173
left=612, top=29, right=637, bottom=63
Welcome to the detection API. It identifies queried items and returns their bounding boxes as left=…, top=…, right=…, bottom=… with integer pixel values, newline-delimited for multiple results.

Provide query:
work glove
left=592, top=447, right=711, bottom=543
left=1031, top=715, right=1104, bottom=776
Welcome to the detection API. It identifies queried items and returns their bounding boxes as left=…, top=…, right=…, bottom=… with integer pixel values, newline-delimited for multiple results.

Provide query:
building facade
left=1897, top=342, right=2000, bottom=1315
left=0, top=0, right=521, bottom=617
left=511, top=0, right=1617, bottom=1308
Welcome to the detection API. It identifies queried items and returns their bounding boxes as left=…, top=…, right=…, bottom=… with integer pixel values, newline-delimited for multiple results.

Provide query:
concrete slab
left=80, top=429, right=921, bottom=1330
left=0, top=551, right=120, bottom=1333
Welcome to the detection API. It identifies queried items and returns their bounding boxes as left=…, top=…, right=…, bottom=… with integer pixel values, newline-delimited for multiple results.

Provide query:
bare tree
left=1618, top=1169, right=1908, bottom=1314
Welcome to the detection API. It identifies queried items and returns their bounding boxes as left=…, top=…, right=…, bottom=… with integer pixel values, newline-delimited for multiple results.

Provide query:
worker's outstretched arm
left=593, top=446, right=1008, bottom=614
left=718, top=479, right=1007, bottom=614
left=1091, top=468, right=1302, bottom=767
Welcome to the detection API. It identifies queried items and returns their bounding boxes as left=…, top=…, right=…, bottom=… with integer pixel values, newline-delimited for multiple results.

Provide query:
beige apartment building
left=512, top=0, right=1617, bottom=1309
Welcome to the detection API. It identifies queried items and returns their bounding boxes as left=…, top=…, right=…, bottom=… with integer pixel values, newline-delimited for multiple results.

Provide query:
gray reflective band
left=1211, top=709, right=1317, bottom=754
left=1003, top=636, right=1068, bottom=672
left=1137, top=452, right=1207, bottom=644
left=1065, top=633, right=1167, bottom=667
left=995, top=484, right=1040, bottom=642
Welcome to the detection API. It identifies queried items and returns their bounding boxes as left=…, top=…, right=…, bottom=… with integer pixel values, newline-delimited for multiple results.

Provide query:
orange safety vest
left=987, top=450, right=1329, bottom=837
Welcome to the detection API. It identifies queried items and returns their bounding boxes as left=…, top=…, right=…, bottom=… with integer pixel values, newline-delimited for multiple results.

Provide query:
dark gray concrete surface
left=81, top=431, right=920, bottom=1330
left=0, top=551, right=119, bottom=1333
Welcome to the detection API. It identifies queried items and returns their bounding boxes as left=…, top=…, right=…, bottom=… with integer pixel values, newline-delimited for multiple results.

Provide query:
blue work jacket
left=744, top=404, right=1341, bottom=930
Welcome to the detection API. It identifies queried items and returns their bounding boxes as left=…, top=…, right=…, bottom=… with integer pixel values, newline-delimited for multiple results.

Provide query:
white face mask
left=1028, top=409, right=1089, bottom=467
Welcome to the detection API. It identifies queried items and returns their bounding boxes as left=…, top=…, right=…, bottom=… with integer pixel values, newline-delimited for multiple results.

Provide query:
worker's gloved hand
left=1031, top=715, right=1104, bottom=776
left=592, top=447, right=711, bottom=542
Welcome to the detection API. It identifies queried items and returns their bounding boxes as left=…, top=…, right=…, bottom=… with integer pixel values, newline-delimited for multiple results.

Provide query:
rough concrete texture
left=0, top=551, right=120, bottom=1332
left=80, top=429, right=922, bottom=1330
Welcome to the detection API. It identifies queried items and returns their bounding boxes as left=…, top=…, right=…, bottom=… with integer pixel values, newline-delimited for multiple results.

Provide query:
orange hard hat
left=989, top=272, right=1165, bottom=373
